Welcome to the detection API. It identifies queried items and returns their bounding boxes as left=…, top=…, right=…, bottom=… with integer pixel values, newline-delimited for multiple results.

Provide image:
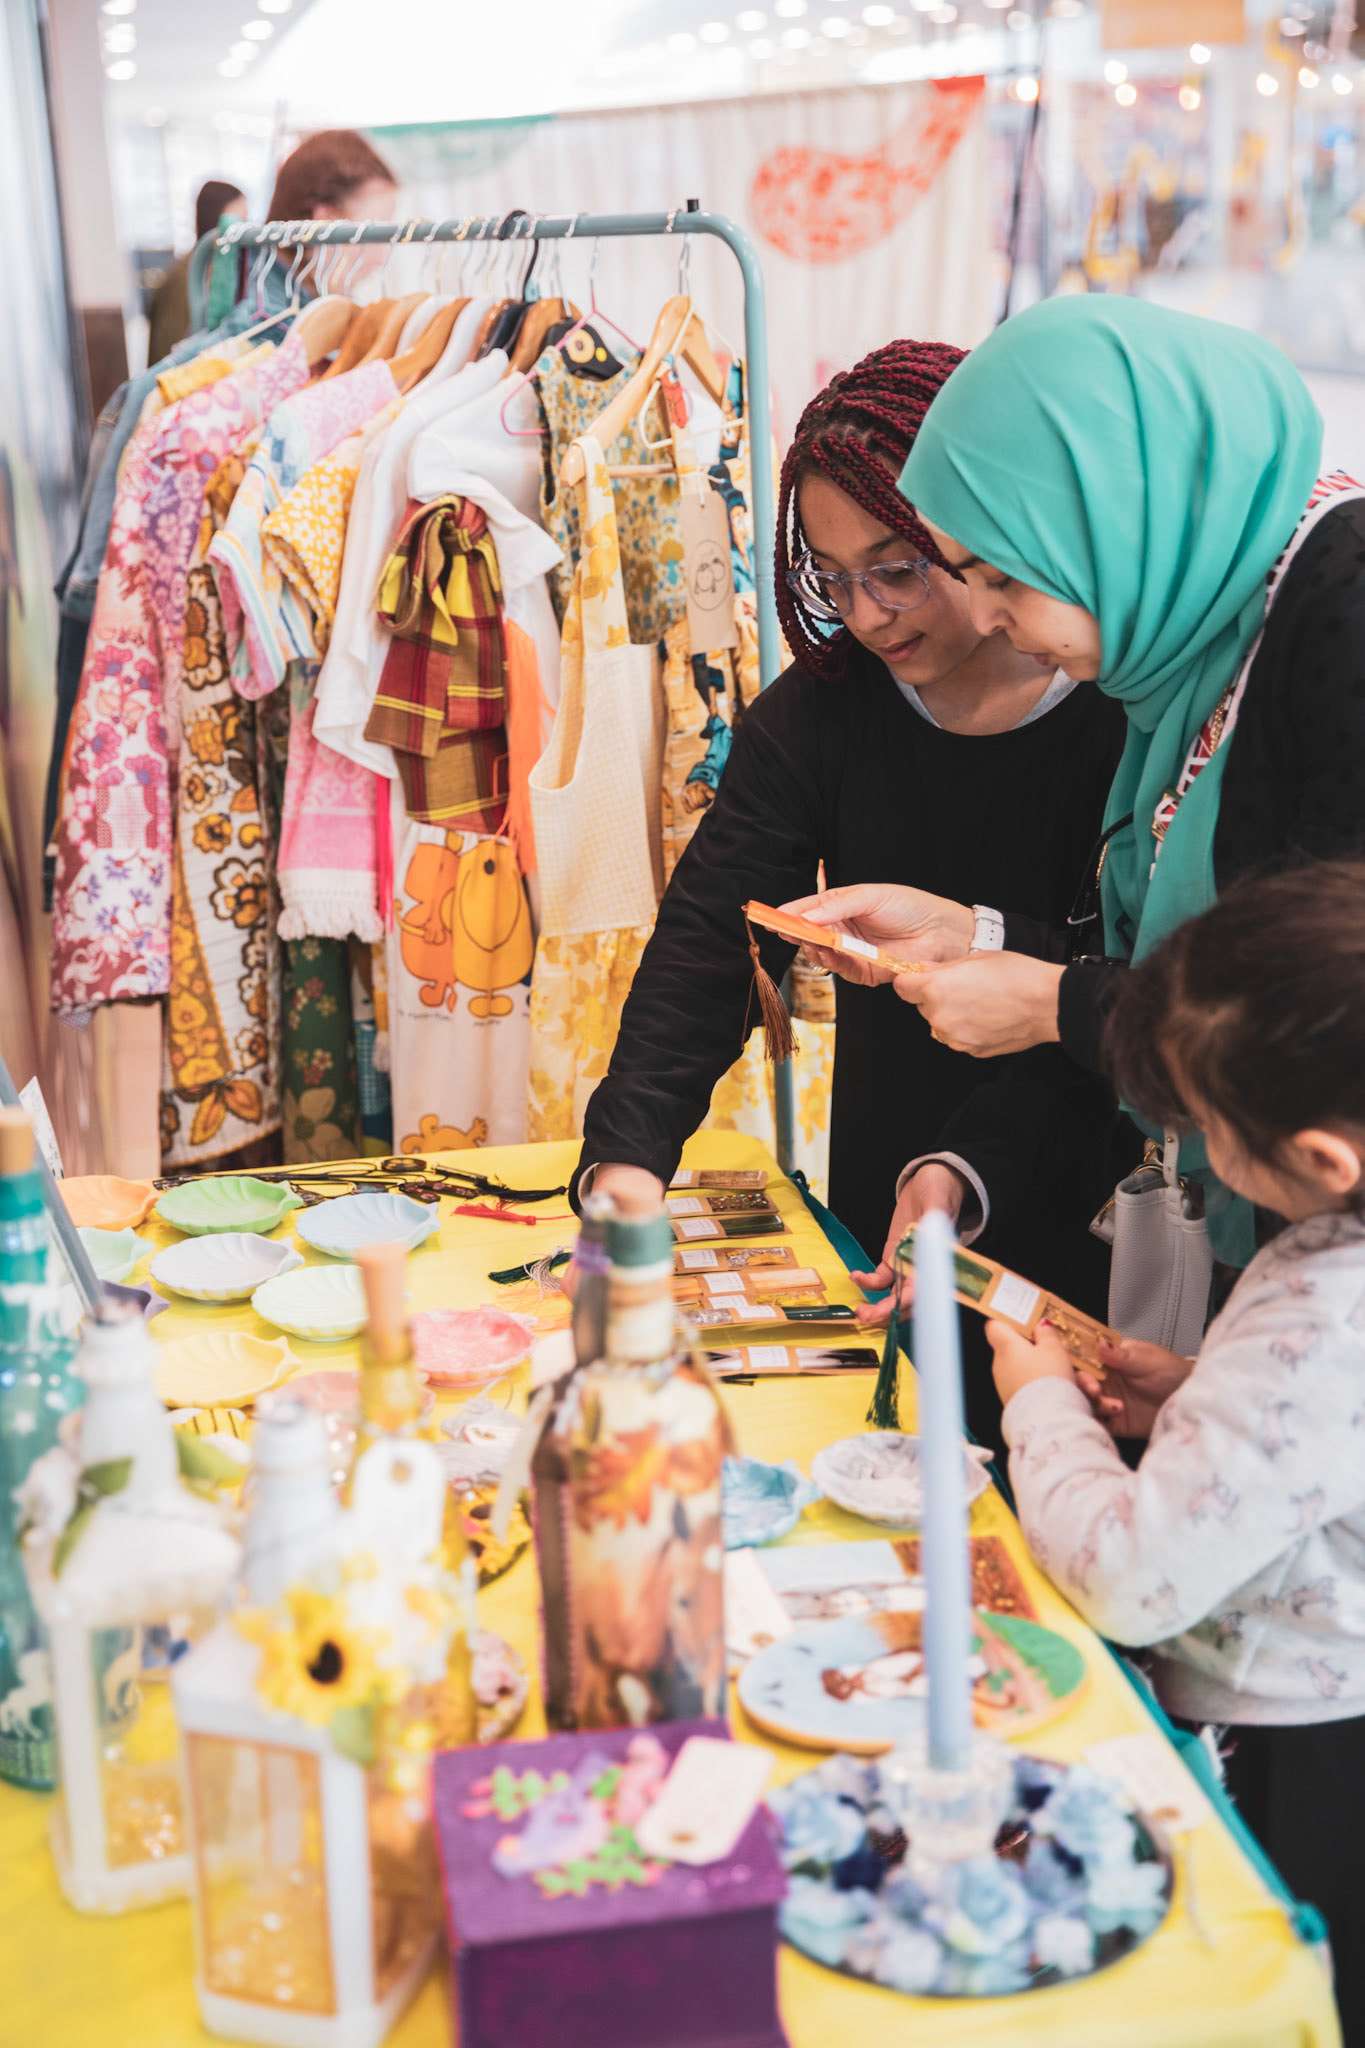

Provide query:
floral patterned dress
left=50, top=333, right=308, bottom=1017
left=159, top=361, right=399, bottom=1169
left=529, top=355, right=833, bottom=1190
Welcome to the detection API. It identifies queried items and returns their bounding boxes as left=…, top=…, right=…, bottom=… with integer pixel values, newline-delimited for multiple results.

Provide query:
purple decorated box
left=433, top=1717, right=789, bottom=2048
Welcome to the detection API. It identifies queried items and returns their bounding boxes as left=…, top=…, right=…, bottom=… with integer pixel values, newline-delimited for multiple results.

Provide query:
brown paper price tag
left=680, top=476, right=738, bottom=653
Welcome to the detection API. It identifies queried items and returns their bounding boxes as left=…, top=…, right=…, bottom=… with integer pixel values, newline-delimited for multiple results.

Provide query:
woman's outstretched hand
left=779, top=883, right=975, bottom=987
left=851, top=1162, right=966, bottom=1327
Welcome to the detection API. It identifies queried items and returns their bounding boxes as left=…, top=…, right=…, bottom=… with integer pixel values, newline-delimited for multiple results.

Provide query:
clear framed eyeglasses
left=787, top=548, right=932, bottom=622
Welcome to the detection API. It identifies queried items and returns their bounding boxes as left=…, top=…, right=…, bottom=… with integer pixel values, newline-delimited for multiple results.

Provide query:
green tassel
left=867, top=1304, right=903, bottom=1429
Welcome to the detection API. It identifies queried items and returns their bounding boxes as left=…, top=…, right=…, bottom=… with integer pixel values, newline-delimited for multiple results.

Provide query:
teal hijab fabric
left=901, top=294, right=1321, bottom=956
left=900, top=296, right=1323, bottom=1263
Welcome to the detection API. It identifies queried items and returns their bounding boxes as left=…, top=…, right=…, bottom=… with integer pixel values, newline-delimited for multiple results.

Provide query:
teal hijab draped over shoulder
left=899, top=294, right=1322, bottom=960
left=900, top=296, right=1323, bottom=1262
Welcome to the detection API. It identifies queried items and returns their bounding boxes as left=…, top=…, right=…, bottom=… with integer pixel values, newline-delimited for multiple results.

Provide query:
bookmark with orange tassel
left=743, top=900, right=929, bottom=980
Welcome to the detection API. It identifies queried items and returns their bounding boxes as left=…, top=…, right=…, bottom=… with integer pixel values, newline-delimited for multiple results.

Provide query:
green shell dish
left=155, top=1176, right=305, bottom=1237
left=979, top=1610, right=1088, bottom=1701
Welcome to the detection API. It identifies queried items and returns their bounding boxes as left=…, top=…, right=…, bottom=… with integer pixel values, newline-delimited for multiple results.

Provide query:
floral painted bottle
left=25, top=1299, right=240, bottom=1911
left=531, top=1189, right=613, bottom=1722
left=0, top=1109, right=82, bottom=1789
left=174, top=1396, right=444, bottom=2048
left=537, top=1208, right=729, bottom=1731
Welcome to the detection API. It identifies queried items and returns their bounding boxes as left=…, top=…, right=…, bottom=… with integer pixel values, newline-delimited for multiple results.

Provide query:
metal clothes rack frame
left=215, top=206, right=798, bottom=1171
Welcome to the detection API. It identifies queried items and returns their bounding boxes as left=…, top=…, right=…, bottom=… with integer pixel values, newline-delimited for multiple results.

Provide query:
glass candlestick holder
left=880, top=1728, right=1015, bottom=1882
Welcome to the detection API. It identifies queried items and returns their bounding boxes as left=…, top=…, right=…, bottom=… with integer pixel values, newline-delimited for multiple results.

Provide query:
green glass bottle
left=0, top=1109, right=83, bottom=1788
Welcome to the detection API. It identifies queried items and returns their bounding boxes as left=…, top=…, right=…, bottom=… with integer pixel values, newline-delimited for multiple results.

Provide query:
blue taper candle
left=912, top=1209, right=974, bottom=1772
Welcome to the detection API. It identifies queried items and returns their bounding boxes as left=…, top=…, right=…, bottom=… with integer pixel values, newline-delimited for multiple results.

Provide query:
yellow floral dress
left=528, top=386, right=834, bottom=1192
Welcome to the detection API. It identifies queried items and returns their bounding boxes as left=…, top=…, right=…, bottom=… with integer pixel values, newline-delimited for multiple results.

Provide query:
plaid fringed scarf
left=366, top=495, right=508, bottom=829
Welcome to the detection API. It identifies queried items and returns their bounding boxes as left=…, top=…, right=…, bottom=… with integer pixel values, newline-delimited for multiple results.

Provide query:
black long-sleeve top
left=1006, top=500, right=1365, bottom=1071
left=576, top=644, right=1129, bottom=1324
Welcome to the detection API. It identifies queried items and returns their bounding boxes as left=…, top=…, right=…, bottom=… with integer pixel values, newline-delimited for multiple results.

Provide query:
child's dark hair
left=1106, top=861, right=1365, bottom=1188
left=775, top=339, right=966, bottom=678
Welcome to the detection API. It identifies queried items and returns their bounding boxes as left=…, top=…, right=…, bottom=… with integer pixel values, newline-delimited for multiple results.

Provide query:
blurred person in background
left=147, top=178, right=245, bottom=363
left=265, top=129, right=399, bottom=287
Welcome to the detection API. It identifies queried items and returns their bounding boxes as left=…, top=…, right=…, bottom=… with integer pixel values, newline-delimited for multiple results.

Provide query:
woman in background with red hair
left=574, top=343, right=1129, bottom=1436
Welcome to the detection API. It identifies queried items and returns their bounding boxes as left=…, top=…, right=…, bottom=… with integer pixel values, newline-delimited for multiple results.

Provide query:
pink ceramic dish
left=411, top=1308, right=534, bottom=1389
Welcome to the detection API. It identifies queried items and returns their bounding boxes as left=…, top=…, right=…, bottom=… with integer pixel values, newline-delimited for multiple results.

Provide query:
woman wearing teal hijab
left=790, top=293, right=1365, bottom=1266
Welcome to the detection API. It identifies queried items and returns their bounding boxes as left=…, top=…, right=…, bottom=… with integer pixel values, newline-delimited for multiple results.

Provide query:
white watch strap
left=970, top=904, right=1005, bottom=954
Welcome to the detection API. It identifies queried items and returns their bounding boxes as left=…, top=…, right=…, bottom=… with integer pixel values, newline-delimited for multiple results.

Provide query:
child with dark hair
left=575, top=342, right=1127, bottom=1442
left=988, top=859, right=1365, bottom=2032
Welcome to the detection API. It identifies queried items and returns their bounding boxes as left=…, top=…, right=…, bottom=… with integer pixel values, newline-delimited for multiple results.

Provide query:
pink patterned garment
left=50, top=333, right=310, bottom=1015
left=209, top=360, right=398, bottom=702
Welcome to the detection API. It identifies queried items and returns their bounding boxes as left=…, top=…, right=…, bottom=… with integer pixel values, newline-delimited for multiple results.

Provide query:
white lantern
left=172, top=1406, right=450, bottom=2047
left=27, top=1304, right=239, bottom=1913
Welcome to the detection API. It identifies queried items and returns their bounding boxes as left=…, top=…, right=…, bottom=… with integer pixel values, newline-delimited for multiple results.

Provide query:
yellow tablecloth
left=5, top=1135, right=1341, bottom=2047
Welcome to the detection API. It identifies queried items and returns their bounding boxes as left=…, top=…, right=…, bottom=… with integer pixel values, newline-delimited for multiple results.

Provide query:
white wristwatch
left=969, top=904, right=1005, bottom=954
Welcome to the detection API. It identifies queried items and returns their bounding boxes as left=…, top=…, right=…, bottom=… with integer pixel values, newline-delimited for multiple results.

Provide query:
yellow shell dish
left=153, top=1332, right=296, bottom=1408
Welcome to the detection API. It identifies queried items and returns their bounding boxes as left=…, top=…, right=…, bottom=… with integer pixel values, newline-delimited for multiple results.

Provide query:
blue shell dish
left=722, top=1454, right=820, bottom=1549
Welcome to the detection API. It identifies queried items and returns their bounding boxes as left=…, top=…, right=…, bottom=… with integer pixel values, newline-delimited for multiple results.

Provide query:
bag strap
left=566, top=433, right=630, bottom=657
left=1161, top=1129, right=1182, bottom=1191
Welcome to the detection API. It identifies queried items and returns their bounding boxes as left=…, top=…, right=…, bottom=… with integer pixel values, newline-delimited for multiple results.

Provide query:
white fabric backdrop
left=377, top=75, right=993, bottom=441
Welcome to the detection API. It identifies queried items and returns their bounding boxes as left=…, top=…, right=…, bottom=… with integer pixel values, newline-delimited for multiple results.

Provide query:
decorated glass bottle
left=0, top=1109, right=82, bottom=1789
left=352, top=1241, right=476, bottom=1748
left=174, top=1397, right=443, bottom=2048
left=535, top=1208, right=729, bottom=1731
left=530, top=1190, right=613, bottom=1721
left=26, top=1299, right=240, bottom=1911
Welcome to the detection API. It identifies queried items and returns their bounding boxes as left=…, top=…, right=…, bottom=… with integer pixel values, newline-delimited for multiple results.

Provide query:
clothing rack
left=213, top=205, right=799, bottom=1172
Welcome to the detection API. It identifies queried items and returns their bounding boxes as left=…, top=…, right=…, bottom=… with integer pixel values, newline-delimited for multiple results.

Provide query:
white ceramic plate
left=810, top=1432, right=993, bottom=1527
left=78, top=1225, right=147, bottom=1284
left=150, top=1232, right=304, bottom=1304
left=295, top=1191, right=440, bottom=1260
left=252, top=1264, right=369, bottom=1342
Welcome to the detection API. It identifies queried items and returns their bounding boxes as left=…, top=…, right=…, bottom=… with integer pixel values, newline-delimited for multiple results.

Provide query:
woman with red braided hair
left=574, top=342, right=1129, bottom=1440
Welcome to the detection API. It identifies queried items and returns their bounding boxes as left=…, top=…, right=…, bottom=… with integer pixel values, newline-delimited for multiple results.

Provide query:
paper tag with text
left=636, top=1736, right=771, bottom=1866
left=724, top=1546, right=796, bottom=1656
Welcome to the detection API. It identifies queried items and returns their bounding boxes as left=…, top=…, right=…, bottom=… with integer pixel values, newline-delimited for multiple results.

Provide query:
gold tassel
left=745, top=917, right=798, bottom=1064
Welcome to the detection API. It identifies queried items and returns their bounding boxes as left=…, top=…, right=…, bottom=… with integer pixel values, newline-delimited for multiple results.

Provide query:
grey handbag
left=1091, top=1131, right=1214, bottom=1355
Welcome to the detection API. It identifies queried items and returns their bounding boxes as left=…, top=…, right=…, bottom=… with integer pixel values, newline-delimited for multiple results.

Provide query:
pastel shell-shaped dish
left=153, top=1331, right=295, bottom=1408
left=60, top=1176, right=158, bottom=1230
left=252, top=1265, right=368, bottom=1342
left=155, top=1175, right=305, bottom=1237
left=295, top=1190, right=439, bottom=1260
left=810, top=1432, right=993, bottom=1528
left=150, top=1232, right=304, bottom=1304
left=723, top=1454, right=820, bottom=1549
left=411, top=1307, right=532, bottom=1388
left=78, top=1226, right=147, bottom=1284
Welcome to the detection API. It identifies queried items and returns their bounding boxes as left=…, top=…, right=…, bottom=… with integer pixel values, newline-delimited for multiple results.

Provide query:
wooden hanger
left=509, top=297, right=578, bottom=375
left=357, top=292, right=428, bottom=365
left=560, top=295, right=725, bottom=488
left=390, top=295, right=471, bottom=394
left=322, top=300, right=387, bottom=380
left=291, top=293, right=356, bottom=369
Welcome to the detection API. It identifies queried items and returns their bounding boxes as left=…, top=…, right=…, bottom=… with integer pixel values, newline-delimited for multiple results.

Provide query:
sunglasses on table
left=786, top=548, right=932, bottom=622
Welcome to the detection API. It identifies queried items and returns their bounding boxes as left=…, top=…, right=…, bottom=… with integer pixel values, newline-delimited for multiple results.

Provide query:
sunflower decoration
left=237, top=1587, right=408, bottom=1763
